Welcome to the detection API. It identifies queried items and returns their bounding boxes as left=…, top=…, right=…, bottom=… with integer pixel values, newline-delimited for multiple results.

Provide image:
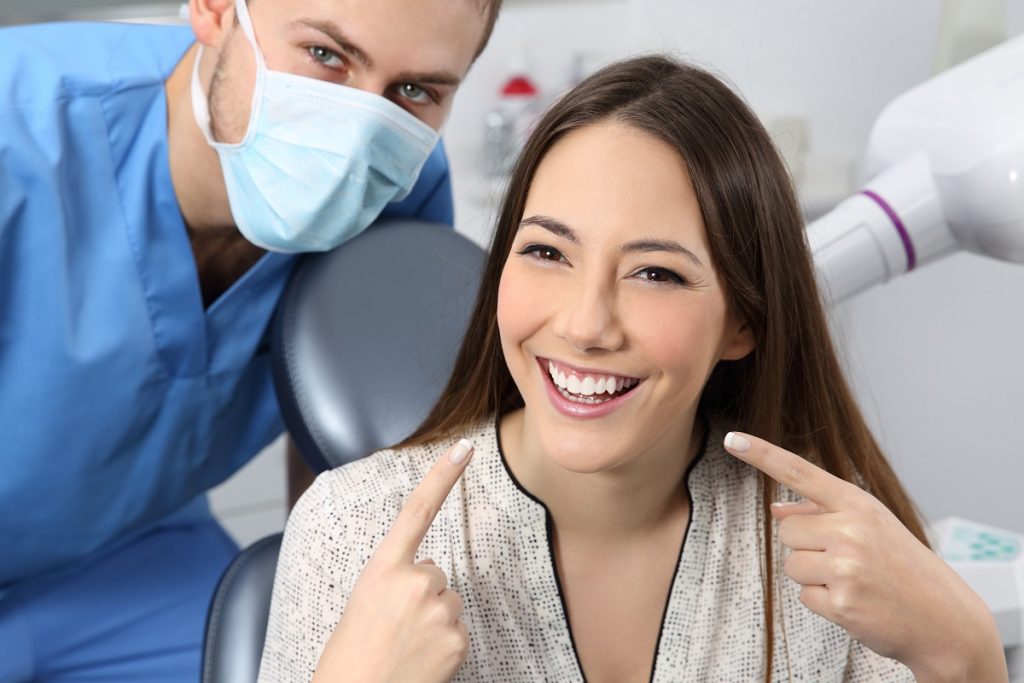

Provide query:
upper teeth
left=547, top=360, right=638, bottom=396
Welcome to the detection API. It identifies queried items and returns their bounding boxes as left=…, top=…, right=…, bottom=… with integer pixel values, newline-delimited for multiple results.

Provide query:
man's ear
left=190, top=0, right=236, bottom=49
left=720, top=320, right=756, bottom=362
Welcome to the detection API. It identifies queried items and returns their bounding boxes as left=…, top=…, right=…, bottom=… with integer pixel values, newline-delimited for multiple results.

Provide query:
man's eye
left=632, top=266, right=686, bottom=285
left=308, top=45, right=344, bottom=69
left=518, top=244, right=566, bottom=263
left=397, top=83, right=433, bottom=104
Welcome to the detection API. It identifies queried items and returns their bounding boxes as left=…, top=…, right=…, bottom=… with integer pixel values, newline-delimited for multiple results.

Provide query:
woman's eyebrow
left=518, top=215, right=704, bottom=268
left=518, top=215, right=578, bottom=242
left=621, top=239, right=704, bottom=268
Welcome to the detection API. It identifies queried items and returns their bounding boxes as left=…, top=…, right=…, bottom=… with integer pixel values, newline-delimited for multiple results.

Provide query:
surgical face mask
left=190, top=0, right=440, bottom=253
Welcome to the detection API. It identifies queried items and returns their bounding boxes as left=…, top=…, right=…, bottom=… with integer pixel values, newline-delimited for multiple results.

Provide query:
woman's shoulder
left=299, top=418, right=499, bottom=515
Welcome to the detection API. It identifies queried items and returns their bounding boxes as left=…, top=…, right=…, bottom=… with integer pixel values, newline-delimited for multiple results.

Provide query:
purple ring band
left=860, top=189, right=916, bottom=272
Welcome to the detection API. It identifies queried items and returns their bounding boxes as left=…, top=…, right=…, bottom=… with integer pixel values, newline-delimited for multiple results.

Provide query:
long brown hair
left=402, top=54, right=928, bottom=679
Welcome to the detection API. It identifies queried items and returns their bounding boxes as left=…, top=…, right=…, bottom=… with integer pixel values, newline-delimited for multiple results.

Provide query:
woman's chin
left=536, top=428, right=629, bottom=475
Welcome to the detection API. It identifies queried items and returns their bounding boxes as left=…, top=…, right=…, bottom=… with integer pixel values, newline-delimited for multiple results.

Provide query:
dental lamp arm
left=808, top=34, right=1024, bottom=303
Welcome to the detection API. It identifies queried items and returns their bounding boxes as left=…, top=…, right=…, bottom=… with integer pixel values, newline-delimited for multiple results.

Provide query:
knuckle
left=777, top=519, right=796, bottom=547
left=783, top=553, right=798, bottom=578
left=449, top=628, right=470, bottom=658
left=408, top=495, right=436, bottom=522
left=457, top=621, right=471, bottom=646
left=830, top=586, right=858, bottom=623
left=865, top=499, right=891, bottom=526
left=435, top=619, right=469, bottom=658
left=784, top=458, right=813, bottom=488
left=778, top=518, right=802, bottom=548
left=831, top=554, right=860, bottom=580
left=836, top=521, right=865, bottom=547
left=428, top=599, right=450, bottom=625
left=452, top=591, right=465, bottom=616
left=411, top=569, right=436, bottom=598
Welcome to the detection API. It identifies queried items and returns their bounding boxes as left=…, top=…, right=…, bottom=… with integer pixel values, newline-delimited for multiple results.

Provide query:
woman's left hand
left=723, top=431, right=1008, bottom=683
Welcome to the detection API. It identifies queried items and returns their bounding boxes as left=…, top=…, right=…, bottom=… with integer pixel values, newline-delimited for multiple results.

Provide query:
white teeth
left=546, top=360, right=639, bottom=398
left=559, top=387, right=612, bottom=404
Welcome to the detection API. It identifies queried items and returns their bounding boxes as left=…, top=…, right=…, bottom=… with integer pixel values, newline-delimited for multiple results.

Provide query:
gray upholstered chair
left=201, top=219, right=487, bottom=683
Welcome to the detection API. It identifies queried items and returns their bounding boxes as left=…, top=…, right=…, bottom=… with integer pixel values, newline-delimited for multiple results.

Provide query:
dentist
left=0, top=0, right=497, bottom=680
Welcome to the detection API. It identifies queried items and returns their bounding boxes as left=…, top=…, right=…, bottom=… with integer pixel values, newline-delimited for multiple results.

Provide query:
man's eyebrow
left=621, top=239, right=704, bottom=268
left=392, top=70, right=462, bottom=87
left=293, top=19, right=462, bottom=87
left=518, top=215, right=704, bottom=268
left=518, top=215, right=578, bottom=243
left=293, top=18, right=372, bottom=68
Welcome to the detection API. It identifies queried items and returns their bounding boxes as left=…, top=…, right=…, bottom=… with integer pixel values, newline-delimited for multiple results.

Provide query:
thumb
left=770, top=499, right=823, bottom=520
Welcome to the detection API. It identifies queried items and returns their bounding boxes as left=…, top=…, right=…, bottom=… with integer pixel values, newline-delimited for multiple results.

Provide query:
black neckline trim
left=648, top=423, right=709, bottom=683
left=493, top=412, right=549, bottom=510
left=495, top=415, right=587, bottom=678
left=493, top=413, right=712, bottom=683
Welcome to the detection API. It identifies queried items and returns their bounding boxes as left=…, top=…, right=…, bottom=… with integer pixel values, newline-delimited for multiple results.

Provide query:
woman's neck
left=499, top=409, right=704, bottom=544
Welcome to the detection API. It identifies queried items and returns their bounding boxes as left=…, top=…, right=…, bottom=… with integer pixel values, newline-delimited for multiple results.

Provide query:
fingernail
left=771, top=501, right=800, bottom=509
left=449, top=438, right=474, bottom=465
left=724, top=432, right=750, bottom=453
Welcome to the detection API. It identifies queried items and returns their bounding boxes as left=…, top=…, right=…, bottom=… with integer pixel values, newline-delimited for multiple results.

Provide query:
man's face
left=207, top=0, right=488, bottom=142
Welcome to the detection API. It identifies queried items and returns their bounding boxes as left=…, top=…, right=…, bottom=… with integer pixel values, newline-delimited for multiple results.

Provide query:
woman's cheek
left=626, top=295, right=714, bottom=377
left=496, top=263, right=540, bottom=354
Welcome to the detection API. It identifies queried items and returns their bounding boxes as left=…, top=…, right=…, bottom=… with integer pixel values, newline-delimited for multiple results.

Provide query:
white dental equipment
left=807, top=34, right=1024, bottom=304
left=932, top=518, right=1023, bottom=676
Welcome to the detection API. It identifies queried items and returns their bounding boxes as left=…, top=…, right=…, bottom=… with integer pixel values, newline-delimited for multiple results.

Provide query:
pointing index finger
left=723, top=431, right=858, bottom=512
left=377, top=438, right=474, bottom=564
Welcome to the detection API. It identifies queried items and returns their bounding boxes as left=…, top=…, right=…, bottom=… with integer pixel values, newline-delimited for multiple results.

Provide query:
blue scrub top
left=0, top=21, right=454, bottom=595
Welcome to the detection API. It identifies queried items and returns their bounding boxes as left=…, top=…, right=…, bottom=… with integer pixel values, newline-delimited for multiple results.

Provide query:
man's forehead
left=274, top=0, right=488, bottom=74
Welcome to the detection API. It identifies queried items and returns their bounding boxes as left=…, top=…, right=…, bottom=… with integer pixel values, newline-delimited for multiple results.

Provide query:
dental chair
left=200, top=219, right=487, bottom=683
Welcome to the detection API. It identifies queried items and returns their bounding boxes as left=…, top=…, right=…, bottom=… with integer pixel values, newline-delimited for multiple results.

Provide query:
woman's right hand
left=312, top=439, right=475, bottom=683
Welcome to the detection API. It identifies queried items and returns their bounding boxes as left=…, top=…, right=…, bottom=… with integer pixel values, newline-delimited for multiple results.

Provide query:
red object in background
left=501, top=75, right=538, bottom=97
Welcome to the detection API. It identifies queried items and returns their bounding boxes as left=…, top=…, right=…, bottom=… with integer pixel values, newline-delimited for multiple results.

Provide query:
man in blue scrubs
left=0, top=0, right=499, bottom=679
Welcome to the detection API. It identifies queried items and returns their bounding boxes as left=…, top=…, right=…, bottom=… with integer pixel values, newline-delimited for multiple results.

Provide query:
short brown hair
left=473, top=0, right=503, bottom=60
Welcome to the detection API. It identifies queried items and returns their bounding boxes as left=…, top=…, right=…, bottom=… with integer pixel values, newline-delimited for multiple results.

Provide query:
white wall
left=446, top=0, right=1024, bottom=534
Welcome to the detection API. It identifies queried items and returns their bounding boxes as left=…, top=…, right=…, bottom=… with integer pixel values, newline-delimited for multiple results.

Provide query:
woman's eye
left=633, top=266, right=686, bottom=285
left=308, top=45, right=344, bottom=69
left=397, top=83, right=434, bottom=104
left=518, top=244, right=566, bottom=263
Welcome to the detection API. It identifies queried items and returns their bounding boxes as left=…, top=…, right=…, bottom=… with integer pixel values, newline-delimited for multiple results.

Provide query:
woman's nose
left=552, top=281, right=625, bottom=353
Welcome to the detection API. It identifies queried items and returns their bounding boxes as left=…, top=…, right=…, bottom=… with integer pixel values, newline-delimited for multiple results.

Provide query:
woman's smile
left=535, top=356, right=643, bottom=418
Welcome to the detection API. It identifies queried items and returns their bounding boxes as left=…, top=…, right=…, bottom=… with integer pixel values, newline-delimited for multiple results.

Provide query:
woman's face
left=497, top=121, right=754, bottom=474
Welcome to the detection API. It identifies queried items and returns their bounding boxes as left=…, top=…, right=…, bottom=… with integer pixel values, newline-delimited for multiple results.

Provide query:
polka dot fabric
left=258, top=418, right=913, bottom=682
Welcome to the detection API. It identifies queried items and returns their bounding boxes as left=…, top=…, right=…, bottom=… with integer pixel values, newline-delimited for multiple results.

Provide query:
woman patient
left=258, top=56, right=1006, bottom=682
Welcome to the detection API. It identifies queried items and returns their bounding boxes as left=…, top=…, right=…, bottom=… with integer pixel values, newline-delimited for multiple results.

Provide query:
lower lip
left=535, top=358, right=641, bottom=420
